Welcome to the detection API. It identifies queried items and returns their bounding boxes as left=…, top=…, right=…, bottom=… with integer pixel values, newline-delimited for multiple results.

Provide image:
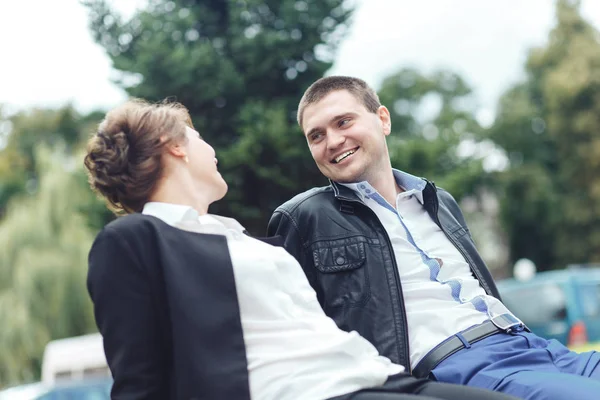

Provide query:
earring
left=184, top=155, right=189, bottom=164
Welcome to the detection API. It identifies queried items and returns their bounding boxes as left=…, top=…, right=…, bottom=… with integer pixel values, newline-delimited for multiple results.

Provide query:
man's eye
left=311, top=133, right=323, bottom=141
left=339, top=118, right=351, bottom=127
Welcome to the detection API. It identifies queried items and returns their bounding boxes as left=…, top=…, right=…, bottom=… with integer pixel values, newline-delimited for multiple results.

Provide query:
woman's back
left=88, top=213, right=251, bottom=399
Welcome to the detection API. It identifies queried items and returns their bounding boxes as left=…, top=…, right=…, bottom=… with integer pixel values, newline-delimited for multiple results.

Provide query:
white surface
left=1, top=1, right=599, bottom=115
left=42, top=333, right=107, bottom=384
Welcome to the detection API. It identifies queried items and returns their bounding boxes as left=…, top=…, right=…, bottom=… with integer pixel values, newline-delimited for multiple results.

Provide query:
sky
left=1, top=0, right=600, bottom=123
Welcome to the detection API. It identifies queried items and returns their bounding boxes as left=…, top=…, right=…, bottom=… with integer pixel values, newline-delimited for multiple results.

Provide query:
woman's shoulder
left=102, top=213, right=163, bottom=232
left=95, top=213, right=170, bottom=246
left=89, top=214, right=174, bottom=268
left=96, top=213, right=229, bottom=252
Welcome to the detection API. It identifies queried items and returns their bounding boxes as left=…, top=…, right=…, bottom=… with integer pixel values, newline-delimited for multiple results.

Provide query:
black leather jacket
left=267, top=179, right=501, bottom=373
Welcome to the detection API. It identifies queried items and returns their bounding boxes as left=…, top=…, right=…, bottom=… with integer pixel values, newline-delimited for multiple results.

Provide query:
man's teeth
left=335, top=150, right=356, bottom=163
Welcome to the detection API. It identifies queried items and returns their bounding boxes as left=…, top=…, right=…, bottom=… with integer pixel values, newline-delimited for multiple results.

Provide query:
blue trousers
left=431, top=330, right=600, bottom=400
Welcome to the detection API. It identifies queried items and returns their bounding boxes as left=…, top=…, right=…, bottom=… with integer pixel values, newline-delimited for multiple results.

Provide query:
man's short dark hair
left=297, top=76, right=381, bottom=128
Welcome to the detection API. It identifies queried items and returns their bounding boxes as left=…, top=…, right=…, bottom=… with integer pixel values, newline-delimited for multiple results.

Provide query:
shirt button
left=336, top=256, right=346, bottom=265
left=360, top=184, right=366, bottom=189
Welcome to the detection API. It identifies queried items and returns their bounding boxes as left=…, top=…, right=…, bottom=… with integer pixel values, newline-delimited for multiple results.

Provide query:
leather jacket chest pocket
left=311, top=237, right=369, bottom=308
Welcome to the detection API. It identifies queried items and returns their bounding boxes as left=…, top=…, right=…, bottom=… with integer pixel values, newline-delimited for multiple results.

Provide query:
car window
left=579, top=283, right=600, bottom=318
left=501, top=283, right=567, bottom=325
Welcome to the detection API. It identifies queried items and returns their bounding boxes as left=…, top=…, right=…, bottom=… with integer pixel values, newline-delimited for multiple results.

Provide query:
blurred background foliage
left=1, top=0, right=600, bottom=387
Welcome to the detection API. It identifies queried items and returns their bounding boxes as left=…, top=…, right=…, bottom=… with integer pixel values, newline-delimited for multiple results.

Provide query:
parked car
left=496, top=266, right=600, bottom=352
left=0, top=333, right=111, bottom=399
left=41, top=333, right=109, bottom=385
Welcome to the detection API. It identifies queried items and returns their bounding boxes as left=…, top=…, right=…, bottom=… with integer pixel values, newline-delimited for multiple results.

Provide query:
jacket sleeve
left=87, top=226, right=169, bottom=400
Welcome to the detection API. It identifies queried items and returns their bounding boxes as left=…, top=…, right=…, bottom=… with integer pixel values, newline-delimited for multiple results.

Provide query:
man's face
left=302, top=90, right=391, bottom=184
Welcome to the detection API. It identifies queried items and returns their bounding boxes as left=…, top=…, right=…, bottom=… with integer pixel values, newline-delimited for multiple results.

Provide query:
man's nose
left=326, top=131, right=345, bottom=150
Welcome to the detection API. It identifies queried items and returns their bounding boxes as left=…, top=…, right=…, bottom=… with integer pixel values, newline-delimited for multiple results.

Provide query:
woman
left=84, top=99, right=517, bottom=400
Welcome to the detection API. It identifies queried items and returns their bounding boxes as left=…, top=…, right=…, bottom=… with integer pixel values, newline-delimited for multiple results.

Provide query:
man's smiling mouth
left=332, top=148, right=358, bottom=164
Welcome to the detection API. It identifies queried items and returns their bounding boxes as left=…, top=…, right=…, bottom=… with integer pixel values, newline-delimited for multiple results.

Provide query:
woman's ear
left=165, top=137, right=187, bottom=160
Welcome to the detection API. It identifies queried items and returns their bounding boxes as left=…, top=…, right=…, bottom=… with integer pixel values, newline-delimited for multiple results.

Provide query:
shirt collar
left=142, top=202, right=200, bottom=226
left=340, top=169, right=426, bottom=204
left=142, top=202, right=246, bottom=232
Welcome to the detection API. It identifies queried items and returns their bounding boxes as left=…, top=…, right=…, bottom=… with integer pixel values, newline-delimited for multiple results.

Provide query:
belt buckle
left=490, top=313, right=524, bottom=333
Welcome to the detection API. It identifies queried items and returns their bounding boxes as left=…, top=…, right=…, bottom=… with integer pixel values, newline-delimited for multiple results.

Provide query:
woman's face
left=182, top=126, right=228, bottom=202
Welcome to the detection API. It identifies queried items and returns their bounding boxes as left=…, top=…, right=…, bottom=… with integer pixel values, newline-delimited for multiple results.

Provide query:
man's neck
left=368, top=171, right=404, bottom=209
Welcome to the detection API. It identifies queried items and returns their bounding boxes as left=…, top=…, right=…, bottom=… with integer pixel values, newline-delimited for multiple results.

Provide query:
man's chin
left=324, top=171, right=363, bottom=184
left=318, top=165, right=365, bottom=184
left=332, top=177, right=361, bottom=184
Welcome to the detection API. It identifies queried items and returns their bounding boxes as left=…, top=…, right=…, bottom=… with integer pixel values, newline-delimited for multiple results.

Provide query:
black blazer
left=87, top=213, right=253, bottom=400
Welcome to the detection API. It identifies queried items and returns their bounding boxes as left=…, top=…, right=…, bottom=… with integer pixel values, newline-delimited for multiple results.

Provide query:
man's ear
left=377, top=106, right=392, bottom=136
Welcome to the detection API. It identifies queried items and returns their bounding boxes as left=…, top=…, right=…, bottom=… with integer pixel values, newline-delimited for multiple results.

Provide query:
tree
left=0, top=105, right=105, bottom=218
left=0, top=145, right=101, bottom=386
left=84, top=0, right=352, bottom=232
left=489, top=0, right=600, bottom=270
left=378, top=67, right=489, bottom=200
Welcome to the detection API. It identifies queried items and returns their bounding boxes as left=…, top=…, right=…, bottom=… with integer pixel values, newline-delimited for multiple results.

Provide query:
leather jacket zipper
left=339, top=197, right=412, bottom=374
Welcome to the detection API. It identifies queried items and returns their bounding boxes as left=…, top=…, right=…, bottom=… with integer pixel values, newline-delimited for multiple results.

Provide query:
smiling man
left=302, top=88, right=392, bottom=195
left=267, top=76, right=600, bottom=400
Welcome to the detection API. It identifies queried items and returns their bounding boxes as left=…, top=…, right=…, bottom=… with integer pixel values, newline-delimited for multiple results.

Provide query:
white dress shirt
left=142, top=202, right=403, bottom=400
left=343, top=170, right=522, bottom=369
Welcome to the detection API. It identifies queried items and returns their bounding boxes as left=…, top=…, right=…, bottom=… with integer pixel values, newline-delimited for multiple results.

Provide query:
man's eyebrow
left=306, top=127, right=323, bottom=138
left=305, top=113, right=356, bottom=137
left=330, top=113, right=355, bottom=123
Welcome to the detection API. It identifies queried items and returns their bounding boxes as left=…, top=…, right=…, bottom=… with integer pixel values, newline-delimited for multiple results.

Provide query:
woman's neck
left=150, top=175, right=211, bottom=215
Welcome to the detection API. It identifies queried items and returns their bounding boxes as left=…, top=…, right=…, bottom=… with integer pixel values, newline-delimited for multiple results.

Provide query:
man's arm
left=268, top=209, right=319, bottom=289
left=268, top=209, right=304, bottom=261
left=87, top=227, right=169, bottom=400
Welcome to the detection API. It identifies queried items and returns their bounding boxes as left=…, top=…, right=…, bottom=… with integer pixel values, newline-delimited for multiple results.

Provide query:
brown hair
left=297, top=76, right=381, bottom=127
left=84, top=99, right=192, bottom=214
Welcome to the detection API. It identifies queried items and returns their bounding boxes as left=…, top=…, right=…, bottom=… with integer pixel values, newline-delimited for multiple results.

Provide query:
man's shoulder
left=274, top=186, right=334, bottom=215
left=434, top=186, right=459, bottom=206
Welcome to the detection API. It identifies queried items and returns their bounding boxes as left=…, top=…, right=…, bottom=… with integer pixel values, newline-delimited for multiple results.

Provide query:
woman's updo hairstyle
left=84, top=99, right=192, bottom=214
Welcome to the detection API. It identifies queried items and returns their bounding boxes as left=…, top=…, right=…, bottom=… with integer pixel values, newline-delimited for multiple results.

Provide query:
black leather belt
left=412, top=320, right=504, bottom=379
